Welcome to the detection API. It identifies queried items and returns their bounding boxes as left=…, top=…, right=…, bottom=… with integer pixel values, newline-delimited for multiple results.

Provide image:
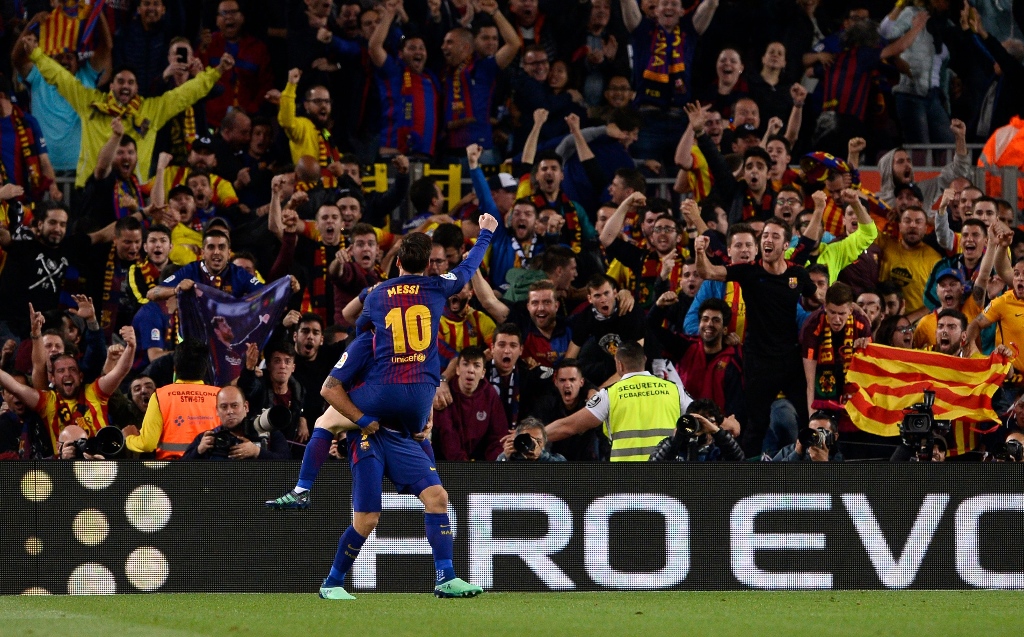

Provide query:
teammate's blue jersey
left=328, top=330, right=375, bottom=388
left=359, top=230, right=492, bottom=385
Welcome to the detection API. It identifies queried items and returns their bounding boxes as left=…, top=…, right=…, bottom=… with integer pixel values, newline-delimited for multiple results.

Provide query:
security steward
left=545, top=342, right=692, bottom=461
left=122, top=338, right=220, bottom=459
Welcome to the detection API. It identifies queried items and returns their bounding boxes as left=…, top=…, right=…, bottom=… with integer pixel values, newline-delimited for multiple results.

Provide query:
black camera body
left=513, top=433, right=536, bottom=455
left=899, top=390, right=951, bottom=462
left=70, top=426, right=125, bottom=458
left=211, top=428, right=241, bottom=457
left=798, top=426, right=835, bottom=451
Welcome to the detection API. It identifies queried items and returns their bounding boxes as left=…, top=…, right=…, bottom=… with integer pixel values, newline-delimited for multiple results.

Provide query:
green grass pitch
left=0, top=591, right=1018, bottom=637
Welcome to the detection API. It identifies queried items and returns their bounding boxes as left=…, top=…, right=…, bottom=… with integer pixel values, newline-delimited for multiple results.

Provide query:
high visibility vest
left=978, top=116, right=1024, bottom=211
left=154, top=383, right=221, bottom=460
left=605, top=374, right=680, bottom=461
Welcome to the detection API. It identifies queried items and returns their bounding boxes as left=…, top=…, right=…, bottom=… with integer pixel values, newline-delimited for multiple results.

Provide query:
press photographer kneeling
left=773, top=410, right=842, bottom=462
left=57, top=425, right=125, bottom=460
left=182, top=386, right=291, bottom=460
left=648, top=399, right=744, bottom=462
left=498, top=418, right=566, bottom=462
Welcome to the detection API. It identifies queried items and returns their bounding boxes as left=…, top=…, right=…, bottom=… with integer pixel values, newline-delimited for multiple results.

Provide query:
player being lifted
left=318, top=203, right=496, bottom=600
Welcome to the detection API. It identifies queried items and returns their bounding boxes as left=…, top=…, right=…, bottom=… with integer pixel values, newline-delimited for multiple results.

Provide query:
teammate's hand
left=478, top=212, right=498, bottom=232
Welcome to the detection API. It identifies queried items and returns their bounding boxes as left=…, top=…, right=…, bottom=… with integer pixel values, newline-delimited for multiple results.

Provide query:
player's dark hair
left=397, top=233, right=432, bottom=274
left=174, top=338, right=210, bottom=381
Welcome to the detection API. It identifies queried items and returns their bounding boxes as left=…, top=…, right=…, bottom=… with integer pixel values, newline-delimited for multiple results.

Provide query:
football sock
left=297, top=428, right=334, bottom=491
left=425, top=512, right=455, bottom=584
left=325, top=525, right=367, bottom=588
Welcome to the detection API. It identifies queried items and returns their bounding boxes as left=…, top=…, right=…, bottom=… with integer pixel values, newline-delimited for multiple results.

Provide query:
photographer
left=890, top=435, right=947, bottom=463
left=182, top=386, right=290, bottom=460
left=649, top=399, right=745, bottom=462
left=773, top=411, right=843, bottom=462
left=497, top=418, right=566, bottom=462
left=55, top=424, right=124, bottom=460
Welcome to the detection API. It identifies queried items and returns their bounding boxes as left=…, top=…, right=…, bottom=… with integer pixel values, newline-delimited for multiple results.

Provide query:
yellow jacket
left=30, top=48, right=222, bottom=187
left=278, top=82, right=324, bottom=165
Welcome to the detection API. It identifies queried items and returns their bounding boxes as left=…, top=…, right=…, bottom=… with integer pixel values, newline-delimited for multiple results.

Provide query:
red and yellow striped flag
left=38, top=8, right=81, bottom=56
left=844, top=344, right=1011, bottom=453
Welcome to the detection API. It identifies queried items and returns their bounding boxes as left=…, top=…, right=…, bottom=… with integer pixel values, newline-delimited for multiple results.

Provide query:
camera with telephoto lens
left=663, top=414, right=704, bottom=460
left=899, top=390, right=951, bottom=462
left=798, top=426, right=835, bottom=451
left=70, top=426, right=125, bottom=458
left=994, top=439, right=1024, bottom=463
left=253, top=405, right=291, bottom=438
left=513, top=433, right=536, bottom=455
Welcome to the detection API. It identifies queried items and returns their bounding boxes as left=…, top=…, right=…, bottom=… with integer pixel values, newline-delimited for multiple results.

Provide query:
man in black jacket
left=182, top=386, right=290, bottom=460
left=238, top=341, right=307, bottom=458
left=649, top=398, right=744, bottom=462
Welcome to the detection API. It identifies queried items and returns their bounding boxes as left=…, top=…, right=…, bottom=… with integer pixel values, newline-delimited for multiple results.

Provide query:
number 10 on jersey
left=384, top=305, right=431, bottom=354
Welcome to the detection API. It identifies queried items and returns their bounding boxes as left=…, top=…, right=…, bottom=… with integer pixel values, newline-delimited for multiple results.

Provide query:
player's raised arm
left=442, top=212, right=498, bottom=293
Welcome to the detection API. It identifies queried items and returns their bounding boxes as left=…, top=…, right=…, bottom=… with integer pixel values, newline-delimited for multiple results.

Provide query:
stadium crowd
left=0, top=0, right=1023, bottom=464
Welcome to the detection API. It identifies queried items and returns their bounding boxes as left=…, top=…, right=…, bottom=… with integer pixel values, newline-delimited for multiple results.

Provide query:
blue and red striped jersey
left=377, top=56, right=440, bottom=157
left=442, top=55, right=499, bottom=151
left=328, top=329, right=375, bottom=389
left=821, top=45, right=882, bottom=122
left=359, top=230, right=493, bottom=385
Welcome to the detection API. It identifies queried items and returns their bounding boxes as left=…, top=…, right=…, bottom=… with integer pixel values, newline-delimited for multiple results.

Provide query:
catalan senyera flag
left=844, top=344, right=1012, bottom=455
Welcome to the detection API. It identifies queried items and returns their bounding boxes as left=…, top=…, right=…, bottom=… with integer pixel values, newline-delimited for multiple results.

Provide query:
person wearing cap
left=486, top=172, right=518, bottom=218
left=145, top=141, right=239, bottom=211
left=919, top=259, right=985, bottom=351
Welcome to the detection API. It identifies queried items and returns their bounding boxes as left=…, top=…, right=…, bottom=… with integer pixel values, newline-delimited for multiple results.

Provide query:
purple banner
left=177, top=277, right=292, bottom=385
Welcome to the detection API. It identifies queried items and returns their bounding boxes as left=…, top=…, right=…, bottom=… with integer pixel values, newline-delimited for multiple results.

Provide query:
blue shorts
left=347, top=428, right=442, bottom=513
left=348, top=382, right=435, bottom=433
